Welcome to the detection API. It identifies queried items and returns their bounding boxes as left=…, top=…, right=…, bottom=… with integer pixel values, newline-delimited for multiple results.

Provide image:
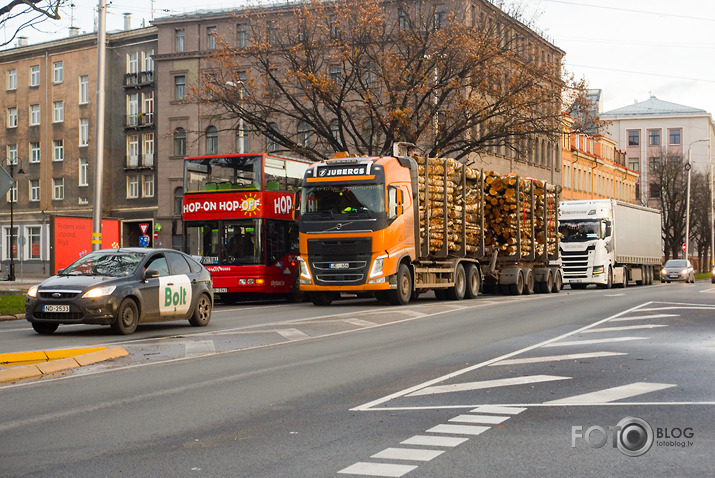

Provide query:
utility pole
left=91, top=0, right=107, bottom=251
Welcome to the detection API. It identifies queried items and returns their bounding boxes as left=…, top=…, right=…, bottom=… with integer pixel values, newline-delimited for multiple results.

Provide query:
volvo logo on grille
left=52, top=292, right=61, bottom=298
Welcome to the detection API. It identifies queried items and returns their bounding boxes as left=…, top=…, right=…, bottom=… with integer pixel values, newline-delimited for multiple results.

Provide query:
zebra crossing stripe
left=337, top=462, right=417, bottom=477
left=470, top=405, right=526, bottom=414
left=371, top=447, right=444, bottom=461
left=449, top=414, right=510, bottom=425
left=401, top=435, right=469, bottom=447
left=546, top=382, right=676, bottom=404
left=426, top=424, right=490, bottom=435
left=408, top=374, right=569, bottom=396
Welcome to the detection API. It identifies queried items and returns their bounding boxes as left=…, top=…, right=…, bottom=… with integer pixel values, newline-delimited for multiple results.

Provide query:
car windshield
left=664, top=260, right=688, bottom=268
left=62, top=251, right=144, bottom=277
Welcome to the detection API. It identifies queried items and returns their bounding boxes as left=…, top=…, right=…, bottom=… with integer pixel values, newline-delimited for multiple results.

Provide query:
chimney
left=123, top=13, right=131, bottom=31
left=17, top=36, right=28, bottom=47
left=69, top=26, right=80, bottom=37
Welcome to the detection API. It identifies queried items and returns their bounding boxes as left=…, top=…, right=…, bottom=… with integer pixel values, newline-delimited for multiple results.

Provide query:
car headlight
left=661, top=269, right=666, bottom=275
left=27, top=286, right=38, bottom=298
left=681, top=269, right=688, bottom=276
left=370, top=254, right=387, bottom=279
left=82, top=285, right=116, bottom=298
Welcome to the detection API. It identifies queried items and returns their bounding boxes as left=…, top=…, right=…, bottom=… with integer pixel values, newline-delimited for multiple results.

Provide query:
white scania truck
left=559, top=200, right=662, bottom=288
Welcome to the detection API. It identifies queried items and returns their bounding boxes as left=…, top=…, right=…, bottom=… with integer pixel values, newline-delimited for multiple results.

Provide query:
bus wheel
left=310, top=292, right=335, bottom=306
left=387, top=263, right=412, bottom=305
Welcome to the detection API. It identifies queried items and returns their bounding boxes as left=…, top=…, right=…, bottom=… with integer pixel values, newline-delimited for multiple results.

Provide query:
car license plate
left=669, top=273, right=679, bottom=278
left=43, top=304, right=69, bottom=313
left=330, top=263, right=349, bottom=269
left=214, top=288, right=228, bottom=293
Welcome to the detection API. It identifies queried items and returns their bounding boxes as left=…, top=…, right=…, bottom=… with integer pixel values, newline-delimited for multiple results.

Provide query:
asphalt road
left=1, top=282, right=713, bottom=477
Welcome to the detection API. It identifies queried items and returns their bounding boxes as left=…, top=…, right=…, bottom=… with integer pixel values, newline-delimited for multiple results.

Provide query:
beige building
left=601, top=96, right=715, bottom=208
left=0, top=23, right=157, bottom=276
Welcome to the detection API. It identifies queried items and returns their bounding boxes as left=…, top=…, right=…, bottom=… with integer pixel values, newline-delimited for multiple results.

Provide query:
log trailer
left=297, top=147, right=562, bottom=305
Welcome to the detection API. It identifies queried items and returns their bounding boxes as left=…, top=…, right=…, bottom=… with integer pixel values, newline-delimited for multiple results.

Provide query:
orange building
left=561, top=115, right=638, bottom=203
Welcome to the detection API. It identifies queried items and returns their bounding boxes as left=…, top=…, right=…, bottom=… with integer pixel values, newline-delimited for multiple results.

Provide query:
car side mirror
left=144, top=269, right=160, bottom=280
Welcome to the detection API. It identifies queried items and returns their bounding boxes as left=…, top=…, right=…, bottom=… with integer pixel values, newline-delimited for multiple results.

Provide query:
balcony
left=123, top=70, right=154, bottom=88
left=123, top=113, right=154, bottom=129
left=125, top=154, right=155, bottom=170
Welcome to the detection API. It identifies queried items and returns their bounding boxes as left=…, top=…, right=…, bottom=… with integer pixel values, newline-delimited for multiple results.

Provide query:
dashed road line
left=426, top=423, right=490, bottom=435
left=610, top=313, right=678, bottom=322
left=543, top=337, right=648, bottom=347
left=344, top=318, right=377, bottom=327
left=581, top=324, right=667, bottom=333
left=275, top=328, right=310, bottom=340
left=400, top=435, right=468, bottom=447
left=338, top=462, right=417, bottom=477
left=489, top=351, right=626, bottom=366
left=448, top=414, right=510, bottom=425
left=546, top=382, right=677, bottom=404
left=407, top=375, right=569, bottom=396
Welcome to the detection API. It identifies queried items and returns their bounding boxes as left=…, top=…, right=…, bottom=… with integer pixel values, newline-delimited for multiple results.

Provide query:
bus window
left=266, top=221, right=298, bottom=265
left=184, top=223, right=220, bottom=265
left=224, top=220, right=262, bottom=265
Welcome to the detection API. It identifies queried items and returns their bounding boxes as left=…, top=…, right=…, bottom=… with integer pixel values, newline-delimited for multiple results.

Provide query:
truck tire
left=310, top=292, right=335, bottom=306
left=597, top=266, right=613, bottom=289
left=465, top=263, right=480, bottom=299
left=508, top=270, right=524, bottom=295
left=523, top=268, right=535, bottom=295
left=537, top=270, right=553, bottom=294
left=387, top=263, right=412, bottom=305
left=551, top=270, right=563, bottom=293
left=446, top=263, right=466, bottom=300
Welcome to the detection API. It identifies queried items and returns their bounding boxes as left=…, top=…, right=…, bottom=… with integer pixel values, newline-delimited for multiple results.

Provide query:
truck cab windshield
left=559, top=220, right=602, bottom=242
left=301, top=184, right=385, bottom=217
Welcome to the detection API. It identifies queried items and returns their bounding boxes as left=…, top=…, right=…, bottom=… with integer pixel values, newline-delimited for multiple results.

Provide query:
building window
left=28, top=226, right=41, bottom=259
left=29, top=104, right=40, bottom=125
left=127, top=93, right=139, bottom=126
left=53, top=61, right=63, bottom=83
left=79, top=75, right=89, bottom=104
left=144, top=133, right=154, bottom=166
left=30, top=142, right=40, bottom=163
left=143, top=91, right=154, bottom=124
left=53, top=178, right=64, bottom=200
left=627, top=130, right=639, bottom=146
left=174, top=75, right=186, bottom=101
left=649, top=156, right=660, bottom=172
left=648, top=129, right=660, bottom=146
left=7, top=107, right=17, bottom=128
left=330, top=15, right=339, bottom=39
left=207, top=26, right=217, bottom=50
left=143, top=50, right=153, bottom=72
left=669, top=128, right=681, bottom=145
left=174, top=127, right=186, bottom=156
left=3, top=227, right=18, bottom=261
left=206, top=126, right=218, bottom=154
left=127, top=175, right=139, bottom=198
left=8, top=180, right=17, bottom=203
left=266, top=122, right=279, bottom=152
left=6, top=144, right=17, bottom=165
left=434, top=4, right=446, bottom=30
left=174, top=187, right=184, bottom=215
left=143, top=174, right=154, bottom=198
left=237, top=24, right=247, bottom=47
left=53, top=140, right=63, bottom=161
left=30, top=179, right=40, bottom=202
left=30, top=65, right=40, bottom=87
left=53, top=101, right=64, bottom=123
left=127, top=135, right=139, bottom=167
left=175, top=29, right=185, bottom=52
left=628, top=158, right=639, bottom=172
left=398, top=9, right=409, bottom=30
left=329, top=65, right=342, bottom=84
left=7, top=69, right=17, bottom=90
left=79, top=118, right=89, bottom=146
left=298, top=121, right=311, bottom=148
left=128, top=52, right=138, bottom=74
left=79, top=158, right=89, bottom=186
left=649, top=182, right=660, bottom=198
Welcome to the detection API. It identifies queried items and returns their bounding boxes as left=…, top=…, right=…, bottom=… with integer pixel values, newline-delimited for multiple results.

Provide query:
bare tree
left=194, top=0, right=590, bottom=163
left=652, top=152, right=688, bottom=260
left=0, top=0, right=65, bottom=47
left=689, top=170, right=712, bottom=271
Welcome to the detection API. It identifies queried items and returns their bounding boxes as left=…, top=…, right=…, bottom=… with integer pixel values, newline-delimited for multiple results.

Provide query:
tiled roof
left=602, top=96, right=706, bottom=116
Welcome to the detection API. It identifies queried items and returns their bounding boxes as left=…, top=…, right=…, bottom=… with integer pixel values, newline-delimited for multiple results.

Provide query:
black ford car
left=26, top=248, right=213, bottom=335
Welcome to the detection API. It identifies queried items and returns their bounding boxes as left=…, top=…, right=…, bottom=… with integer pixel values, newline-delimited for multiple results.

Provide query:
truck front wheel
left=387, top=263, right=412, bottom=305
left=310, top=292, right=335, bottom=306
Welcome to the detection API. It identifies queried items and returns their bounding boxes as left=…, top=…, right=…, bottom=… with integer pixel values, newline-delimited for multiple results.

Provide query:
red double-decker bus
left=182, top=153, right=311, bottom=302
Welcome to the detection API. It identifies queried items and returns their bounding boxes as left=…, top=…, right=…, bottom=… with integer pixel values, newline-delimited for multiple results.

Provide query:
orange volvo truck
left=297, top=145, right=562, bottom=305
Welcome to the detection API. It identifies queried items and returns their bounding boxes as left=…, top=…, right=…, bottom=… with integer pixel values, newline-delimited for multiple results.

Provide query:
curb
left=0, top=347, right=129, bottom=383
left=0, top=314, right=25, bottom=322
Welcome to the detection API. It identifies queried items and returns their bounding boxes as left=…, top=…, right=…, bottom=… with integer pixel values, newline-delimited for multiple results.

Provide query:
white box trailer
left=559, top=200, right=662, bottom=288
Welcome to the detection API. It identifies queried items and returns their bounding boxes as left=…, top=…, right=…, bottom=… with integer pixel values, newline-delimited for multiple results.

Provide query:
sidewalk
left=0, top=276, right=48, bottom=291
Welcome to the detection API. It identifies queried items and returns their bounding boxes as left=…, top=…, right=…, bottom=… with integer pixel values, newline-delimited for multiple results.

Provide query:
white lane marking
left=449, top=414, right=510, bottom=425
left=581, top=324, right=667, bottom=333
left=352, top=301, right=655, bottom=411
left=489, top=351, right=626, bottom=366
left=184, top=340, right=215, bottom=358
left=408, top=375, right=570, bottom=396
left=470, top=405, right=526, bottom=415
left=391, top=310, right=428, bottom=318
left=610, top=313, right=678, bottom=322
left=275, top=328, right=310, bottom=340
left=544, top=337, right=648, bottom=347
left=401, top=435, right=469, bottom=447
left=343, top=318, right=377, bottom=327
left=371, top=447, right=444, bottom=462
left=337, top=462, right=417, bottom=477
left=546, top=382, right=677, bottom=404
left=427, top=424, right=490, bottom=435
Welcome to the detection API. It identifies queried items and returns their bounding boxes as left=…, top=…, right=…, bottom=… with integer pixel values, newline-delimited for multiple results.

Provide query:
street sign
left=0, top=167, right=13, bottom=197
left=139, top=235, right=150, bottom=247
left=139, top=223, right=149, bottom=235
left=682, top=243, right=686, bottom=252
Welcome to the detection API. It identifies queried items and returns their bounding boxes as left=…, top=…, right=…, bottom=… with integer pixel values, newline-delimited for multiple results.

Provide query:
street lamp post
left=226, top=80, right=245, bottom=153
left=7, top=161, right=24, bottom=281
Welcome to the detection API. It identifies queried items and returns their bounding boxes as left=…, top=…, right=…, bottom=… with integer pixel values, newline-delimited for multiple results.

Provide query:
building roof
left=602, top=95, right=707, bottom=117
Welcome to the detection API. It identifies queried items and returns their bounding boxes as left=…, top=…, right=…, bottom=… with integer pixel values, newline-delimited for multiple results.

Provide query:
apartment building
left=561, top=115, right=638, bottom=203
left=151, top=0, right=565, bottom=248
left=0, top=24, right=158, bottom=276
left=601, top=96, right=715, bottom=208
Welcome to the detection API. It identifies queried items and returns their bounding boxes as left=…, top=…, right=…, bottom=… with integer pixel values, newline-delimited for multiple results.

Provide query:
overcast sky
left=3, top=0, right=714, bottom=115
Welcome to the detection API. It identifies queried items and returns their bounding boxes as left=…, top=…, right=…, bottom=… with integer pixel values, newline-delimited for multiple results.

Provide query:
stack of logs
left=416, top=156, right=559, bottom=259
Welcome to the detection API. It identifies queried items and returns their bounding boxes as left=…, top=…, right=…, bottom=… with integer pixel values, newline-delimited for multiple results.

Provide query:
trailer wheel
left=551, top=270, right=563, bottom=293
left=537, top=270, right=554, bottom=294
left=447, top=263, right=467, bottom=300
left=465, top=263, right=480, bottom=299
left=387, top=263, right=412, bottom=305
left=508, top=270, right=524, bottom=295
left=523, top=268, right=535, bottom=295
